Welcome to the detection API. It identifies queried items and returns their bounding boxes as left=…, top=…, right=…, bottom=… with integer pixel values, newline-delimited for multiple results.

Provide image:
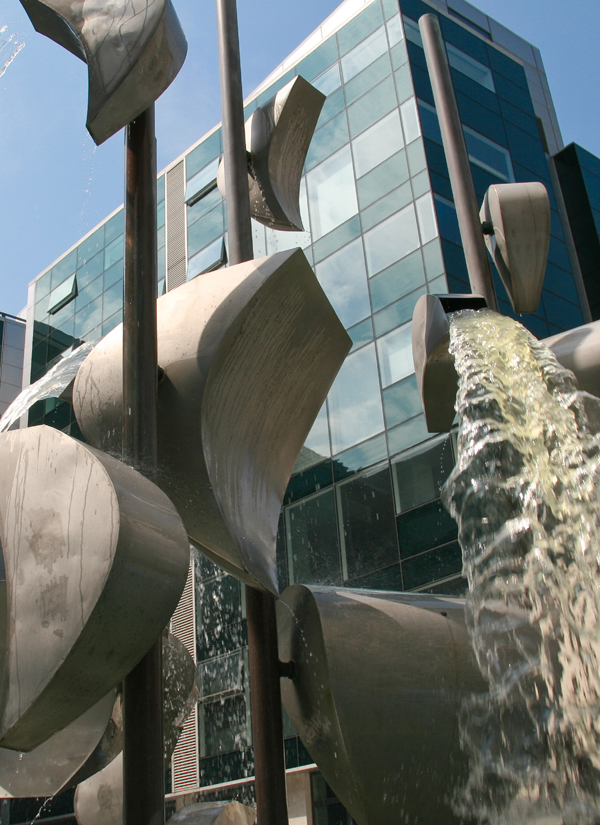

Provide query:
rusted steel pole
left=419, top=13, right=498, bottom=310
left=215, top=1, right=289, bottom=822
left=122, top=104, right=164, bottom=825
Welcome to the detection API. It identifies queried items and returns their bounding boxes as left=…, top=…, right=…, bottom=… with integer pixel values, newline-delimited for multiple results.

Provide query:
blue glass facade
left=19, top=0, right=591, bottom=814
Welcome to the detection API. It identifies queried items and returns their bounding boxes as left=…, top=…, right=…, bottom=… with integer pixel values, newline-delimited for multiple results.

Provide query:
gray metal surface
left=18, top=0, right=187, bottom=144
left=544, top=320, right=600, bottom=398
left=277, top=585, right=488, bottom=825
left=0, top=692, right=115, bottom=799
left=74, top=751, right=123, bottom=825
left=480, top=182, right=550, bottom=314
left=412, top=293, right=487, bottom=432
left=217, top=76, right=325, bottom=231
left=0, top=425, right=189, bottom=752
left=419, top=14, right=497, bottom=310
left=73, top=249, right=351, bottom=595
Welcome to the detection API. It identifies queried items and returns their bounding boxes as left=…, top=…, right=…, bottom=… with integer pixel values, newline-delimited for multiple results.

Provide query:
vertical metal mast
left=215, top=1, right=289, bottom=822
left=122, top=104, right=164, bottom=825
left=419, top=13, right=498, bottom=310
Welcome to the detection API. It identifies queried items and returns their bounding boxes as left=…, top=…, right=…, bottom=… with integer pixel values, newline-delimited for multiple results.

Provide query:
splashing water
left=442, top=309, right=600, bottom=825
left=0, top=342, right=97, bottom=433
left=0, top=25, right=24, bottom=79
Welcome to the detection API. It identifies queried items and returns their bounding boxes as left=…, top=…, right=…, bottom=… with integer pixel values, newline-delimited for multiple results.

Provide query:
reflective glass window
left=337, top=0, right=384, bottom=56
left=104, top=235, right=123, bottom=270
left=377, top=322, right=414, bottom=387
left=347, top=76, right=396, bottom=138
left=48, top=274, right=77, bottom=315
left=285, top=489, right=341, bottom=586
left=407, top=138, right=427, bottom=175
left=386, top=14, right=403, bottom=47
left=447, top=43, right=495, bottom=92
left=383, top=373, right=422, bottom=428
left=199, top=651, right=244, bottom=699
left=415, top=193, right=438, bottom=244
left=187, top=205, right=225, bottom=258
left=187, top=238, right=227, bottom=280
left=341, top=26, right=388, bottom=83
left=74, top=296, right=102, bottom=339
left=199, top=694, right=249, bottom=757
left=313, top=63, right=342, bottom=95
left=337, top=464, right=399, bottom=580
left=306, top=112, right=349, bottom=172
left=188, top=186, right=223, bottom=226
left=402, top=15, right=422, bottom=47
left=306, top=146, right=358, bottom=239
left=348, top=316, right=374, bottom=351
left=369, top=249, right=425, bottom=312
left=352, top=110, right=403, bottom=179
left=186, top=130, right=221, bottom=181
left=364, top=204, right=420, bottom=276
left=343, top=54, right=392, bottom=108
left=374, top=286, right=425, bottom=337
left=51, top=250, right=77, bottom=287
left=76, top=250, right=104, bottom=289
left=359, top=152, right=409, bottom=212
left=328, top=343, right=384, bottom=454
left=392, top=434, right=454, bottom=513
left=316, top=239, right=370, bottom=328
left=464, top=126, right=514, bottom=181
left=103, top=280, right=123, bottom=319
left=76, top=227, right=104, bottom=268
left=295, top=403, right=330, bottom=473
left=185, top=157, right=220, bottom=203
left=400, top=98, right=420, bottom=144
left=105, top=210, right=124, bottom=245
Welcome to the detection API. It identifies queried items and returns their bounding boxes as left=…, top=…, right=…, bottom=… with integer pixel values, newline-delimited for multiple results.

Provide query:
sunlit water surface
left=443, top=309, right=600, bottom=825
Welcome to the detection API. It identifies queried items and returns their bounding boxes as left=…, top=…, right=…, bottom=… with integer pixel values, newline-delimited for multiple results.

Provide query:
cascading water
left=0, top=341, right=97, bottom=433
left=442, top=309, right=600, bottom=825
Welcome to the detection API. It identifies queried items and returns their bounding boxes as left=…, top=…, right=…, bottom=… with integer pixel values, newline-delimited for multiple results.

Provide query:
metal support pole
left=215, top=2, right=289, bottom=822
left=419, top=14, right=498, bottom=310
left=122, top=104, right=164, bottom=825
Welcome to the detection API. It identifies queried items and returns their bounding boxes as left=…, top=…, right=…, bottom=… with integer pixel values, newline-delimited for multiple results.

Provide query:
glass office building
left=0, top=313, right=25, bottom=421
left=14, top=0, right=598, bottom=821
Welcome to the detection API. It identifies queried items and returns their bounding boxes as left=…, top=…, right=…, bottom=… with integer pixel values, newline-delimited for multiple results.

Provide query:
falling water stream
left=443, top=309, right=600, bottom=825
left=0, top=341, right=97, bottom=433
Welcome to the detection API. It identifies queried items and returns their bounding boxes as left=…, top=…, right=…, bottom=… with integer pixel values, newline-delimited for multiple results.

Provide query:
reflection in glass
left=104, top=235, right=124, bottom=270
left=352, top=110, right=403, bottom=178
left=400, top=97, right=420, bottom=144
left=386, top=14, right=403, bottom=47
left=48, top=274, right=77, bottom=315
left=464, top=126, right=514, bottom=182
left=187, top=238, right=227, bottom=280
left=341, top=26, right=388, bottom=83
left=392, top=434, right=454, bottom=513
left=328, top=343, right=384, bottom=453
left=363, top=204, right=420, bottom=276
left=307, top=146, right=358, bottom=239
left=415, top=193, right=438, bottom=245
left=185, top=157, right=220, bottom=203
left=337, top=464, right=398, bottom=580
left=446, top=43, right=495, bottom=92
left=316, top=239, right=370, bottom=328
left=313, top=63, right=342, bottom=95
left=286, top=489, right=341, bottom=585
left=377, top=322, right=414, bottom=387
left=295, top=402, right=331, bottom=473
left=198, top=694, right=249, bottom=758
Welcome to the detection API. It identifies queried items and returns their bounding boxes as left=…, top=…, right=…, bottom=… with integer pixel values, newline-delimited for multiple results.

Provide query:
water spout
left=443, top=309, right=600, bottom=824
left=0, top=341, right=97, bottom=433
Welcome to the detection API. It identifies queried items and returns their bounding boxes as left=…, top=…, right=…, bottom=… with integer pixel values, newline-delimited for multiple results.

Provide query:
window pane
left=104, top=235, right=123, bottom=270
left=338, top=465, right=398, bottom=580
left=316, top=239, right=370, bottom=328
left=313, top=63, right=342, bottom=95
left=364, top=204, right=420, bottom=276
left=369, top=249, right=425, bottom=312
left=296, top=403, right=330, bottom=473
left=447, top=43, right=495, bottom=92
left=286, top=489, right=341, bottom=585
left=464, top=126, right=514, bottom=181
left=328, top=343, right=384, bottom=453
left=386, top=14, right=403, bottom=47
left=392, top=434, right=454, bottom=513
left=187, top=237, right=226, bottom=280
left=187, top=204, right=224, bottom=258
left=48, top=274, right=77, bottom=315
left=341, top=26, right=388, bottom=83
left=199, top=694, right=249, bottom=757
left=307, top=146, right=358, bottom=239
left=402, top=15, right=422, bottom=47
left=400, top=97, right=420, bottom=144
left=200, top=651, right=244, bottom=698
left=415, top=193, right=438, bottom=244
left=377, top=322, right=414, bottom=387
left=306, top=112, right=349, bottom=172
left=352, top=110, right=403, bottom=178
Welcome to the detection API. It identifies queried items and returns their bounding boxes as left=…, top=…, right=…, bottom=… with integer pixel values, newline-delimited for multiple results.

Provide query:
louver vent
left=166, top=160, right=187, bottom=292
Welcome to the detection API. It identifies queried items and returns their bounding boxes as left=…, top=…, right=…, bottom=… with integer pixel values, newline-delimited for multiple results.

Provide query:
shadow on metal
left=18, top=0, right=187, bottom=144
left=277, top=586, right=488, bottom=825
left=0, top=426, right=189, bottom=753
left=217, top=76, right=325, bottom=231
left=73, top=249, right=351, bottom=595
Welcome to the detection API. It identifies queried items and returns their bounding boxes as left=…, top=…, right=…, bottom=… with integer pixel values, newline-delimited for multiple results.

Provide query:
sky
left=0, top=0, right=599, bottom=318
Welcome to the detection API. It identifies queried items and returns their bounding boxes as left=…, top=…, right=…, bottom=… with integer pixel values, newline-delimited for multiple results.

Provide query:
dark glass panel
left=286, top=488, right=342, bottom=586
left=434, top=197, right=461, bottom=246
left=441, top=239, right=468, bottom=284
left=332, top=434, right=388, bottom=482
left=498, top=98, right=539, bottom=137
left=486, top=46, right=529, bottom=90
left=338, top=465, right=399, bottom=580
left=410, top=64, right=434, bottom=106
left=284, top=737, right=299, bottom=769
left=345, top=561, right=403, bottom=591
left=450, top=69, right=499, bottom=116
left=504, top=122, right=549, bottom=180
left=392, top=435, right=454, bottom=513
left=420, top=575, right=468, bottom=596
left=197, top=575, right=242, bottom=637
left=284, top=460, right=334, bottom=505
left=440, top=14, right=489, bottom=64
left=397, top=498, right=458, bottom=559
left=198, top=748, right=254, bottom=787
left=455, top=92, right=507, bottom=146
left=402, top=541, right=462, bottom=590
left=493, top=74, right=535, bottom=117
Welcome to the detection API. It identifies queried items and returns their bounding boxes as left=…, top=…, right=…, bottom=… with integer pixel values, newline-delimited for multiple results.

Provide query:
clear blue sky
left=0, top=0, right=599, bottom=317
